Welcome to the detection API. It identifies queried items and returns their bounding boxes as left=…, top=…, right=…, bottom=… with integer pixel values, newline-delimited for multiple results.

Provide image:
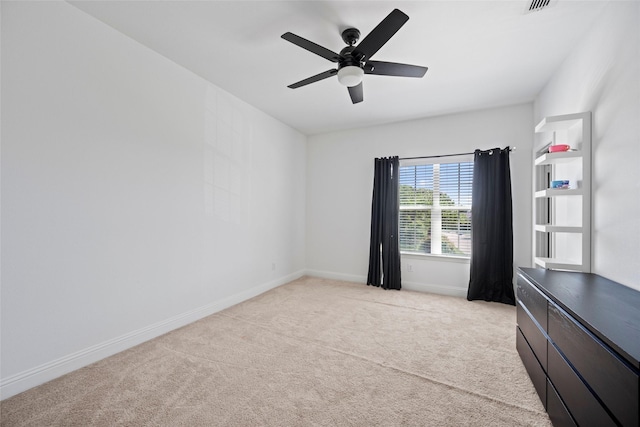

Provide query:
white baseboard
left=304, top=269, right=366, bottom=284
left=305, top=269, right=467, bottom=298
left=401, top=280, right=467, bottom=298
left=0, top=270, right=305, bottom=400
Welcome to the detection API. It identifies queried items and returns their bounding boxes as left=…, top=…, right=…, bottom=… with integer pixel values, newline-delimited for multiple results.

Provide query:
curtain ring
left=489, top=150, right=493, bottom=155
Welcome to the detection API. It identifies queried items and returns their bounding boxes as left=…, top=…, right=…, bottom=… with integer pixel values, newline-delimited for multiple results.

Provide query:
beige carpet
left=1, top=276, right=550, bottom=426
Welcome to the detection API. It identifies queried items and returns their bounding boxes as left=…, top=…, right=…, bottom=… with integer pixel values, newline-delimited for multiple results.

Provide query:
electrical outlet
left=407, top=264, right=413, bottom=272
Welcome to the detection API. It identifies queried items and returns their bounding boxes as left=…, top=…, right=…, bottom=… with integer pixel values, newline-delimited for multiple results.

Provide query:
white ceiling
left=69, top=1, right=607, bottom=135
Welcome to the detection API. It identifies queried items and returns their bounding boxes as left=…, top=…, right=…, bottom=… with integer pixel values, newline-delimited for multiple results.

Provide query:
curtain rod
left=399, top=146, right=514, bottom=161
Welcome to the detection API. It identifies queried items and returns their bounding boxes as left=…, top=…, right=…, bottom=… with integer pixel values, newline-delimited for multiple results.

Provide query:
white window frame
left=399, top=155, right=474, bottom=259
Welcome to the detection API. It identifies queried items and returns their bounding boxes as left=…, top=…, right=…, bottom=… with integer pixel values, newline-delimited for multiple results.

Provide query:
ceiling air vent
left=525, top=0, right=557, bottom=14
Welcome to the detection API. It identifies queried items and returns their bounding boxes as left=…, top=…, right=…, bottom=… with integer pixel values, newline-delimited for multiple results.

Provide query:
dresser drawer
left=517, top=274, right=548, bottom=331
left=548, top=303, right=639, bottom=427
left=517, top=326, right=547, bottom=408
left=547, top=379, right=577, bottom=427
left=517, top=301, right=547, bottom=371
left=547, top=341, right=617, bottom=427
left=547, top=379, right=576, bottom=427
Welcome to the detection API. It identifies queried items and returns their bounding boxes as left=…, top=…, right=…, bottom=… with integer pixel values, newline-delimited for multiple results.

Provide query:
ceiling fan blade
left=281, top=32, right=341, bottom=63
left=365, top=61, right=428, bottom=78
left=353, top=9, right=409, bottom=61
left=288, top=69, right=338, bottom=89
left=348, top=83, right=363, bottom=104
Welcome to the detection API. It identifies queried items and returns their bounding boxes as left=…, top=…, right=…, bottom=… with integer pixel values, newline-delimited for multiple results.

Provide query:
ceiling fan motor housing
left=338, top=46, right=361, bottom=69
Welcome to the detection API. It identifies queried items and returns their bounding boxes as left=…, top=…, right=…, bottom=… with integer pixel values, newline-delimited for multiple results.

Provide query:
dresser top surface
left=518, top=268, right=640, bottom=369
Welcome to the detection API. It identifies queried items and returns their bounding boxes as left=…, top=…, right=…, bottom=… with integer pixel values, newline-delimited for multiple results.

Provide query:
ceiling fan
left=281, top=9, right=428, bottom=104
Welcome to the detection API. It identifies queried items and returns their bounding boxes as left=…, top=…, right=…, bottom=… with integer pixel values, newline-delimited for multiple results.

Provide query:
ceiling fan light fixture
left=337, top=66, right=364, bottom=87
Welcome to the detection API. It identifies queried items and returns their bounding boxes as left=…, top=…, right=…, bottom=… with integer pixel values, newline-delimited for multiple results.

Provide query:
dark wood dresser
left=516, top=267, right=640, bottom=426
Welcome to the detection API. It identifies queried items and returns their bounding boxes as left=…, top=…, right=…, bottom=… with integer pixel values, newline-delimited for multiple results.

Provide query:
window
left=399, top=157, right=473, bottom=257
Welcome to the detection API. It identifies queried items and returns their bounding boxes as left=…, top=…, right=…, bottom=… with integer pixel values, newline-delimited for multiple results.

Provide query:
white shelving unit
left=534, top=150, right=582, bottom=166
left=534, top=112, right=591, bottom=272
left=535, top=188, right=583, bottom=198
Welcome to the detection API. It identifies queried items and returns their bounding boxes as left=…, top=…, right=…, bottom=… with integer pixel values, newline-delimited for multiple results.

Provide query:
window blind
left=399, top=159, right=473, bottom=257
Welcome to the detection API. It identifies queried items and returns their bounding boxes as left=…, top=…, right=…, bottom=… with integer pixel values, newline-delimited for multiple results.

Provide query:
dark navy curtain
left=467, top=147, right=515, bottom=305
left=367, top=156, right=401, bottom=290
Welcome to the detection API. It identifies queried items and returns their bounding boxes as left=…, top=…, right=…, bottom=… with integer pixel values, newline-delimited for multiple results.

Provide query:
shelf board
left=535, top=225, right=583, bottom=233
left=535, top=151, right=582, bottom=166
left=535, top=188, right=583, bottom=198
left=535, top=112, right=589, bottom=133
left=535, top=257, right=587, bottom=271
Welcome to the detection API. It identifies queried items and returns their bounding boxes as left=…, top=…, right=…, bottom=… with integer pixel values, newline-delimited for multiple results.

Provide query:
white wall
left=534, top=1, right=640, bottom=290
left=306, top=104, right=533, bottom=297
left=0, top=1, right=306, bottom=398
